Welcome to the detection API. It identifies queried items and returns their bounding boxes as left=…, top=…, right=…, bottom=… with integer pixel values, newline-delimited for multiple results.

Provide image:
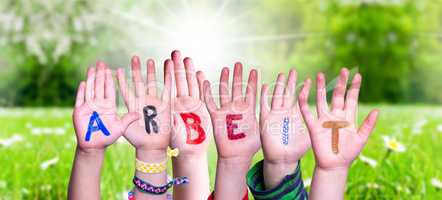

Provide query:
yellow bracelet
left=135, top=158, right=167, bottom=174
left=135, top=147, right=180, bottom=174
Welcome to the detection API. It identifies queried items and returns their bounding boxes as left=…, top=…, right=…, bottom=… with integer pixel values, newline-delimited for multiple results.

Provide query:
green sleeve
left=246, top=160, right=308, bottom=200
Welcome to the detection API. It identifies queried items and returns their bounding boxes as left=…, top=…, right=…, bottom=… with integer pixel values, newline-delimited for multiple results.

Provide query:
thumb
left=120, top=112, right=140, bottom=131
left=358, top=109, right=380, bottom=142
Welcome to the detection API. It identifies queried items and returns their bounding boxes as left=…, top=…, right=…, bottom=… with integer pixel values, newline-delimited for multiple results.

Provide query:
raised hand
left=73, top=61, right=139, bottom=151
left=203, top=63, right=260, bottom=161
left=298, top=68, right=379, bottom=200
left=298, top=68, right=379, bottom=169
left=116, top=56, right=172, bottom=152
left=169, top=50, right=211, bottom=200
left=203, top=62, right=259, bottom=199
left=260, top=69, right=310, bottom=163
left=70, top=61, right=139, bottom=200
left=170, top=50, right=211, bottom=155
left=117, top=56, right=172, bottom=200
left=260, top=69, right=311, bottom=189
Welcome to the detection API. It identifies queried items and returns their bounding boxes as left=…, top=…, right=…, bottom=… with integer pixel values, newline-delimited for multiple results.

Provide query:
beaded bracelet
left=135, top=147, right=180, bottom=174
left=135, top=158, right=167, bottom=174
left=133, top=176, right=189, bottom=195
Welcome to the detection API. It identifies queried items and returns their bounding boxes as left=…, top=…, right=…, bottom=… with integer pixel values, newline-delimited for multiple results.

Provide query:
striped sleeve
left=246, top=160, right=308, bottom=200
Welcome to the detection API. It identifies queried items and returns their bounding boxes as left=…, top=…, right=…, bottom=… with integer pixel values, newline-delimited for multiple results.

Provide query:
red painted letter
left=226, top=114, right=246, bottom=140
left=180, top=113, right=206, bottom=144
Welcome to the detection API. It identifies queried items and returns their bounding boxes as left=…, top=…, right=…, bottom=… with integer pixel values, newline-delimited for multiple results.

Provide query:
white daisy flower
left=64, top=143, right=72, bottom=149
left=359, top=154, right=378, bottom=168
left=40, top=157, right=59, bottom=170
left=431, top=178, right=442, bottom=189
left=21, top=188, right=30, bottom=194
left=383, top=136, right=406, bottom=152
left=31, top=127, right=42, bottom=135
left=54, top=127, right=66, bottom=135
left=0, top=180, right=6, bottom=189
left=0, top=134, right=24, bottom=147
left=411, top=127, right=422, bottom=135
left=414, top=118, right=427, bottom=128
left=436, top=124, right=442, bottom=132
left=40, top=184, right=52, bottom=191
left=366, top=182, right=380, bottom=189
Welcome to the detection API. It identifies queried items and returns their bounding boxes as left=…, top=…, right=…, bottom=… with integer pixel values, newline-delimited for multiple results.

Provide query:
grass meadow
left=1, top=105, right=442, bottom=199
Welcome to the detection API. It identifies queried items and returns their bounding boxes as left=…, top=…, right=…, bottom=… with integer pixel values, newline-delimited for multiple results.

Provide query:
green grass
left=1, top=105, right=442, bottom=199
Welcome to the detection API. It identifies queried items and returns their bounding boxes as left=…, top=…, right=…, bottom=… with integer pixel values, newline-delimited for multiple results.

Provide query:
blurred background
left=1, top=0, right=442, bottom=199
left=1, top=0, right=442, bottom=106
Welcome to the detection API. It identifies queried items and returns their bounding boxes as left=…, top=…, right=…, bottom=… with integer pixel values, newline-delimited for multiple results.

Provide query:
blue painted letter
left=282, top=117, right=289, bottom=145
left=85, top=111, right=110, bottom=142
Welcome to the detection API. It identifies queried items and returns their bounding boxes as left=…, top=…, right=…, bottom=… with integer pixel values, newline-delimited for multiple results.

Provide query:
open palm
left=169, top=51, right=211, bottom=154
left=116, top=56, right=172, bottom=151
left=203, top=63, right=260, bottom=160
left=298, top=68, right=379, bottom=169
left=73, top=62, right=139, bottom=150
left=260, top=70, right=310, bottom=164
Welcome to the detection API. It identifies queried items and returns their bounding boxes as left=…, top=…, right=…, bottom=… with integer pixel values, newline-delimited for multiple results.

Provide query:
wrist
left=173, top=152, right=207, bottom=162
left=218, top=157, right=251, bottom=166
left=309, top=165, right=349, bottom=200
left=76, top=146, right=105, bottom=157
left=136, top=149, right=167, bottom=162
left=263, top=159, right=298, bottom=171
left=263, top=160, right=298, bottom=190
left=315, top=165, right=349, bottom=175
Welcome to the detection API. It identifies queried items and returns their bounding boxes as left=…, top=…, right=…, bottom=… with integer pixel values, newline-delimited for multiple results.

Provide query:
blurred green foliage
left=0, top=0, right=109, bottom=106
left=256, top=0, right=442, bottom=103
left=0, top=0, right=442, bottom=106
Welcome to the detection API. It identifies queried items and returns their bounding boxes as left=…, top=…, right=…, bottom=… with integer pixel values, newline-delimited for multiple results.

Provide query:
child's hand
left=170, top=51, right=211, bottom=155
left=203, top=63, right=260, bottom=162
left=260, top=70, right=311, bottom=165
left=298, top=68, right=379, bottom=170
left=204, top=63, right=259, bottom=199
left=73, top=62, right=140, bottom=151
left=169, top=50, right=211, bottom=199
left=116, top=56, right=172, bottom=153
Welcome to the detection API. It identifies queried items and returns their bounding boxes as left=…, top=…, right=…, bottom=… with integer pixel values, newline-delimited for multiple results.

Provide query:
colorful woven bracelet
left=133, top=176, right=189, bottom=195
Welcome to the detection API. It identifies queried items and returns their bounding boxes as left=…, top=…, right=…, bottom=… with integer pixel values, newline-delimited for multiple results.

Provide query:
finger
left=260, top=84, right=270, bottom=118
left=162, top=59, right=173, bottom=101
left=283, top=69, right=297, bottom=108
left=245, top=69, right=257, bottom=106
left=316, top=72, right=328, bottom=118
left=298, top=79, right=316, bottom=132
left=331, top=68, right=349, bottom=111
left=219, top=67, right=230, bottom=106
left=146, top=59, right=157, bottom=96
left=271, top=73, right=286, bottom=110
left=85, top=67, right=95, bottom=102
left=104, top=68, right=116, bottom=103
left=172, top=50, right=189, bottom=97
left=184, top=57, right=199, bottom=98
left=94, top=61, right=106, bottom=100
left=120, top=112, right=140, bottom=131
left=232, top=62, right=243, bottom=101
left=345, top=73, right=362, bottom=121
left=116, top=68, right=134, bottom=108
left=203, top=80, right=218, bottom=113
left=358, top=109, right=379, bottom=142
left=75, top=81, right=86, bottom=107
left=131, top=56, right=146, bottom=98
left=196, top=71, right=206, bottom=101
